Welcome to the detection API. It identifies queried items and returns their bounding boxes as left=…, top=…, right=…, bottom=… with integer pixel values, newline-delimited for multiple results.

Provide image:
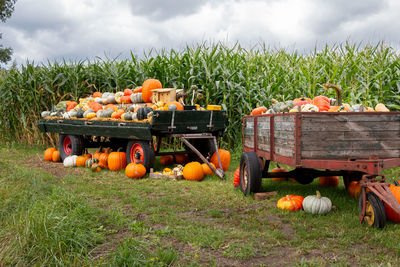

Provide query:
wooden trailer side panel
left=301, top=113, right=400, bottom=159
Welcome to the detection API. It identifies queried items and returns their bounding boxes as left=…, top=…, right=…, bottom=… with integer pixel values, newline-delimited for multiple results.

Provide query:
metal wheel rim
left=131, top=143, right=144, bottom=163
left=364, top=201, right=375, bottom=226
left=242, top=165, right=248, bottom=189
left=63, top=136, right=72, bottom=155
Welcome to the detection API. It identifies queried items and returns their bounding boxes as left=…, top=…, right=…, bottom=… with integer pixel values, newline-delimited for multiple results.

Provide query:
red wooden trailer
left=240, top=112, right=400, bottom=228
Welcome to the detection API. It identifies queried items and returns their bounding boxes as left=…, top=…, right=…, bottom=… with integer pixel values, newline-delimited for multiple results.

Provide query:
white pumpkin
left=63, top=155, right=78, bottom=167
left=115, top=92, right=124, bottom=104
left=303, top=191, right=332, bottom=215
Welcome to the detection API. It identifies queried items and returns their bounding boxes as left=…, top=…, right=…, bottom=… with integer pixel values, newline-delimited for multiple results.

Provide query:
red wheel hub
left=131, top=143, right=144, bottom=163
left=63, top=136, right=72, bottom=155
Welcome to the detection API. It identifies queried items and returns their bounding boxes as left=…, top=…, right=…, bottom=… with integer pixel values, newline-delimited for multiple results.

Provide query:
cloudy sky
left=1, top=0, right=400, bottom=64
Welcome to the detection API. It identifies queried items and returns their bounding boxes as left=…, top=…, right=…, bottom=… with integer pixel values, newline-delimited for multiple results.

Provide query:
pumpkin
left=66, top=101, right=77, bottom=111
left=183, top=162, right=204, bottom=181
left=63, top=155, right=78, bottom=167
left=114, top=92, right=124, bottom=104
left=167, top=101, right=184, bottom=111
left=86, top=158, right=99, bottom=168
left=86, top=112, right=96, bottom=119
left=44, top=147, right=57, bottom=161
left=375, top=103, right=389, bottom=112
left=210, top=149, right=231, bottom=171
left=88, top=102, right=103, bottom=113
left=137, top=107, right=153, bottom=120
left=293, top=97, right=311, bottom=106
left=159, top=155, right=174, bottom=165
left=202, top=163, right=215, bottom=176
left=98, top=152, right=110, bottom=169
left=52, top=150, right=61, bottom=162
left=233, top=167, right=240, bottom=186
left=125, top=163, right=147, bottom=178
left=142, top=78, right=162, bottom=103
left=271, top=166, right=288, bottom=181
left=311, top=96, right=330, bottom=111
left=91, top=163, right=102, bottom=172
left=124, top=88, right=133, bottom=96
left=93, top=147, right=104, bottom=160
left=385, top=181, right=400, bottom=223
left=347, top=181, right=361, bottom=198
left=104, top=104, right=118, bottom=111
left=319, top=176, right=339, bottom=187
left=108, top=148, right=127, bottom=171
left=303, top=191, right=332, bottom=215
left=174, top=154, right=188, bottom=164
left=133, top=87, right=142, bottom=93
left=83, top=108, right=95, bottom=118
left=131, top=93, right=143, bottom=103
left=277, top=195, right=304, bottom=211
left=111, top=109, right=125, bottom=119
left=93, top=92, right=102, bottom=98
left=121, top=112, right=134, bottom=120
left=120, top=95, right=132, bottom=104
left=250, top=106, right=267, bottom=115
left=76, top=156, right=87, bottom=167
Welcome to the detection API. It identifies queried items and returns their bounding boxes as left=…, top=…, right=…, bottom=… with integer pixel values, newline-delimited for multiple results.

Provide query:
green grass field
left=1, top=144, right=400, bottom=266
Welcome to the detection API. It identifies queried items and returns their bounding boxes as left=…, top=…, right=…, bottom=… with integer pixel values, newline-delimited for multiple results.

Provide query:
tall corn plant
left=0, top=42, right=399, bottom=148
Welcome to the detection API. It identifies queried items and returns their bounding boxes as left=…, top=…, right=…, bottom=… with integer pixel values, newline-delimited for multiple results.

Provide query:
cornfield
left=1, top=42, right=399, bottom=148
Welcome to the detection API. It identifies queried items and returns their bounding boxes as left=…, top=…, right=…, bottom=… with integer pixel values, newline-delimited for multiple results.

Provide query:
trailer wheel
left=240, top=151, right=262, bottom=195
left=126, top=140, right=155, bottom=172
left=58, top=134, right=84, bottom=161
left=359, top=192, right=386, bottom=228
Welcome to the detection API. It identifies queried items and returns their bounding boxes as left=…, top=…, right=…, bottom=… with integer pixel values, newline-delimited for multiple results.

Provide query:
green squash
left=303, top=191, right=332, bottom=215
left=41, top=111, right=51, bottom=118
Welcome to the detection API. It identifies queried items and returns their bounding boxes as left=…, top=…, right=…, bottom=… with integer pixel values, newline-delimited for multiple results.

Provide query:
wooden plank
left=244, top=135, right=254, bottom=149
left=274, top=130, right=295, bottom=140
left=302, top=121, right=400, bottom=132
left=302, top=140, right=400, bottom=151
left=302, top=149, right=400, bottom=159
left=301, top=113, right=400, bottom=123
left=275, top=147, right=294, bottom=157
left=302, top=131, right=400, bottom=141
left=257, top=135, right=270, bottom=152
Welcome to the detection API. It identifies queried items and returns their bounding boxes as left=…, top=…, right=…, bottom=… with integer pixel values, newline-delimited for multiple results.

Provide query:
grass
left=1, top=144, right=400, bottom=266
left=1, top=42, right=400, bottom=148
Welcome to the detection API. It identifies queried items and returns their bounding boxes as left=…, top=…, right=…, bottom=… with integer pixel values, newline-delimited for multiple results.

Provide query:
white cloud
left=1, top=0, right=399, bottom=65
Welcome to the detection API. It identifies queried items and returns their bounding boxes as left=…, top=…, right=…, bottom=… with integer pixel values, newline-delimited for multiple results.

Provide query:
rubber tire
left=358, top=191, right=386, bottom=228
left=187, top=138, right=217, bottom=162
left=240, top=151, right=262, bottom=195
left=58, top=134, right=84, bottom=162
left=126, top=140, right=155, bottom=172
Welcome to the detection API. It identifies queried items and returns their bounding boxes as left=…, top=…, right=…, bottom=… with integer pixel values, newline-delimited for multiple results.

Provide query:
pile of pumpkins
left=41, top=78, right=186, bottom=121
left=158, top=149, right=231, bottom=181
left=251, top=82, right=390, bottom=115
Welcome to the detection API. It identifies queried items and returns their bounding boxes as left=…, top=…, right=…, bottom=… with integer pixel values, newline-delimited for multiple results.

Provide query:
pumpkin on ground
left=384, top=181, right=400, bottom=223
left=86, top=158, right=99, bottom=168
left=233, top=167, right=240, bottom=187
left=159, top=155, right=174, bottom=165
left=108, top=148, right=127, bottom=171
left=347, top=181, right=361, bottom=198
left=271, top=166, right=288, bottom=181
left=63, top=155, right=78, bottom=167
left=76, top=156, right=87, bottom=167
left=98, top=152, right=109, bottom=169
left=142, top=79, right=162, bottom=103
left=174, top=154, right=188, bottom=164
left=183, top=162, right=204, bottom=181
left=93, top=147, right=104, bottom=160
left=52, top=150, right=61, bottom=162
left=277, top=195, right=304, bottom=211
left=44, top=147, right=57, bottom=161
left=125, top=163, right=147, bottom=179
left=91, top=163, right=102, bottom=172
left=319, top=176, right=339, bottom=187
left=211, top=149, right=231, bottom=171
left=202, top=163, right=215, bottom=176
left=303, top=191, right=332, bottom=215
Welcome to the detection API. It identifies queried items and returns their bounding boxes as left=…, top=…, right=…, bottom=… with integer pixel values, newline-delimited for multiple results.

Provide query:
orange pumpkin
left=211, top=149, right=231, bottom=171
left=104, top=104, right=118, bottom=111
left=111, top=109, right=125, bottom=119
left=76, top=156, right=87, bottom=167
left=312, top=96, right=330, bottom=111
left=91, top=163, right=102, bottom=172
left=347, top=181, right=361, bottom=198
left=44, top=147, right=57, bottom=161
left=51, top=150, right=61, bottom=162
left=271, top=167, right=288, bottom=181
left=142, top=79, right=162, bottom=103
left=66, top=101, right=77, bottom=111
left=93, top=147, right=104, bottom=160
left=120, top=95, right=132, bottom=104
left=108, top=148, right=127, bottom=171
left=93, top=92, right=102, bottom=98
left=98, top=148, right=111, bottom=169
left=174, top=154, right=188, bottom=164
left=124, top=88, right=133, bottom=96
left=166, top=101, right=184, bottom=111
left=277, top=195, right=304, bottom=211
left=250, top=106, right=266, bottom=115
left=159, top=155, right=174, bottom=165
left=83, top=153, right=92, bottom=159
left=233, top=167, right=240, bottom=186
left=385, top=182, right=400, bottom=223
left=183, top=162, right=204, bottom=181
left=133, top=87, right=142, bottom=93
left=293, top=97, right=311, bottom=106
left=202, top=163, right=215, bottom=176
left=88, top=102, right=103, bottom=113
left=319, top=176, right=339, bottom=187
left=125, top=163, right=146, bottom=178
